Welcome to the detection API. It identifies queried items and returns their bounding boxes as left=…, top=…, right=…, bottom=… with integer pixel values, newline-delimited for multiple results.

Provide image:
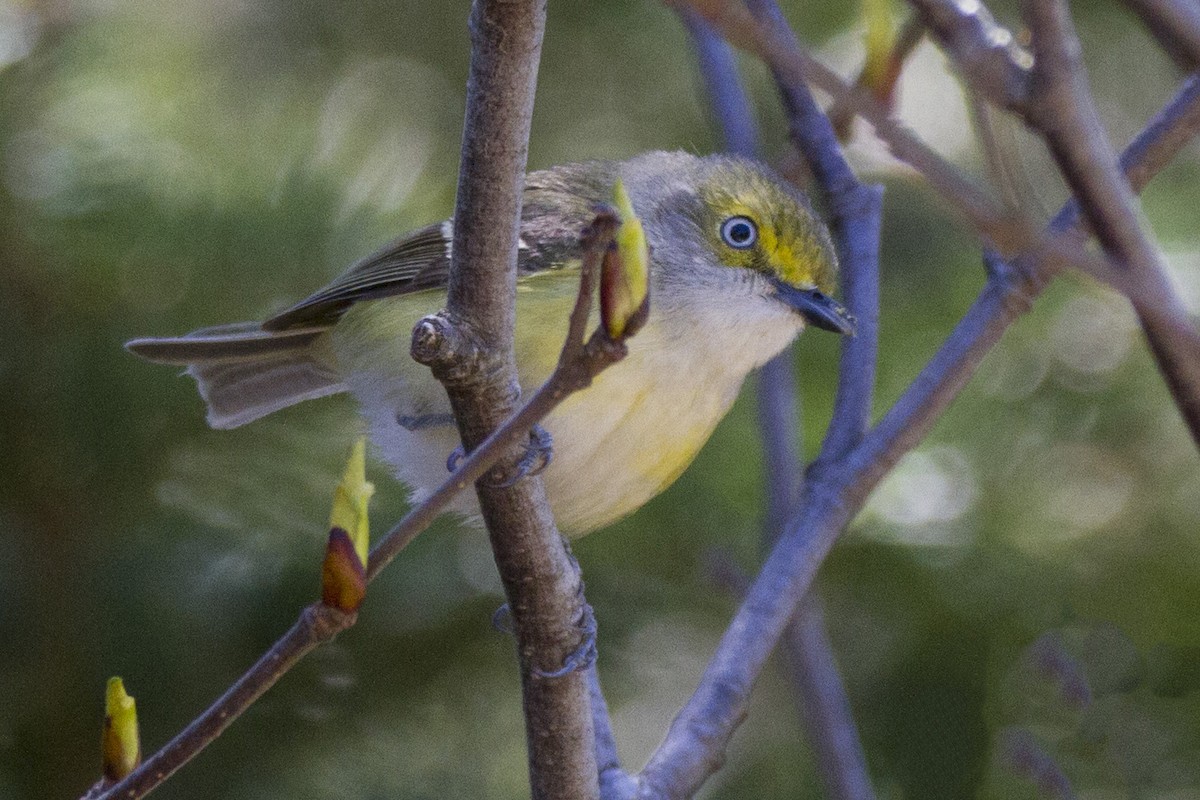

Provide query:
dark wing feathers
left=262, top=161, right=620, bottom=332
left=263, top=223, right=452, bottom=331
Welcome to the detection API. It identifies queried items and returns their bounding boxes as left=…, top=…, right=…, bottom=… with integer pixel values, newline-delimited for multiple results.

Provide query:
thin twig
left=94, top=606, right=354, bottom=800
left=589, top=666, right=638, bottom=800
left=784, top=597, right=877, bottom=800
left=635, top=65, right=1200, bottom=800
left=1023, top=0, right=1200, bottom=447
left=828, top=15, right=926, bottom=138
left=680, top=5, right=761, bottom=156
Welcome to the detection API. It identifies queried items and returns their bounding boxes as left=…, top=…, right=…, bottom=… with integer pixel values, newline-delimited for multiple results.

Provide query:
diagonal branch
left=89, top=210, right=634, bottom=800
left=635, top=57, right=1200, bottom=800
left=681, top=6, right=879, bottom=799
left=901, top=0, right=1200, bottom=446
left=1023, top=0, right=1200, bottom=447
left=1123, top=0, right=1200, bottom=70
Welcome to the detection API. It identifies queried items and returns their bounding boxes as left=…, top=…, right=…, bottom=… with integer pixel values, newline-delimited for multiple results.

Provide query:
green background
left=2, top=1, right=1199, bottom=798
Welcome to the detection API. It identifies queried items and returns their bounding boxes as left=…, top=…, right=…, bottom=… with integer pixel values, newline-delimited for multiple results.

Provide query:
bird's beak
left=771, top=279, right=856, bottom=335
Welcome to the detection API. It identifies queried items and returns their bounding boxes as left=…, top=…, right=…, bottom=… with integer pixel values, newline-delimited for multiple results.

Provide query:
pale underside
left=330, top=269, right=802, bottom=535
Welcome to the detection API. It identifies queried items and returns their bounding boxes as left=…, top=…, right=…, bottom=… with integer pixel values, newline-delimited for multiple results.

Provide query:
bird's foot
left=532, top=603, right=597, bottom=679
left=491, top=603, right=514, bottom=634
left=485, top=425, right=553, bottom=488
left=491, top=601, right=598, bottom=679
left=446, top=425, right=554, bottom=488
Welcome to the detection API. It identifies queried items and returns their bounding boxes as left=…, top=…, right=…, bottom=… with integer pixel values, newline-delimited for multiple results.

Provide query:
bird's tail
left=126, top=322, right=346, bottom=429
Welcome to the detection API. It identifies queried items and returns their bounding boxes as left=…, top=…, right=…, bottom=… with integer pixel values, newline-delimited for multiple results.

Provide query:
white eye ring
left=720, top=216, right=758, bottom=249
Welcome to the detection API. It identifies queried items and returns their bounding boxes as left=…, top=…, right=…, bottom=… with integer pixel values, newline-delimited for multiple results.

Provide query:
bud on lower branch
left=320, top=438, right=374, bottom=612
left=102, top=677, right=140, bottom=781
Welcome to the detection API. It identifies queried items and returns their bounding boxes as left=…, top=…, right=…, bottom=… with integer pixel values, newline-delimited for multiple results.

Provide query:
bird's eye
left=720, top=216, right=758, bottom=249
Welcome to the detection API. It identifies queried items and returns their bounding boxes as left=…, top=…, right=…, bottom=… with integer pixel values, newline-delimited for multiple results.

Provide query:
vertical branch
left=784, top=597, right=878, bottom=800
left=745, top=0, right=883, bottom=464
left=419, top=2, right=599, bottom=798
left=661, top=7, right=880, bottom=800
left=1024, top=0, right=1200, bottom=448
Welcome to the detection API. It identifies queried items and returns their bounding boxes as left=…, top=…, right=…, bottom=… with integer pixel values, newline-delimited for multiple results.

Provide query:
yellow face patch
left=698, top=171, right=838, bottom=293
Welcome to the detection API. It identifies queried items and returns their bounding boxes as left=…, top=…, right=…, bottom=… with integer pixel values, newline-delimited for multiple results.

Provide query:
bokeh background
left=2, top=1, right=1200, bottom=798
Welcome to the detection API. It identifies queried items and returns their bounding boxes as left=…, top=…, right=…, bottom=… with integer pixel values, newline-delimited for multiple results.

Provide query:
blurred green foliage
left=2, top=1, right=1199, bottom=798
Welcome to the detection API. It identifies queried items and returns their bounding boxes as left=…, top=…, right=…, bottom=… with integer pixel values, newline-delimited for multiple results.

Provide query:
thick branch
left=430, top=3, right=602, bottom=798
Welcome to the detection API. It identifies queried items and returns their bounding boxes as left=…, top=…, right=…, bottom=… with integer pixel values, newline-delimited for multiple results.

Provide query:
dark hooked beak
left=771, top=279, right=856, bottom=335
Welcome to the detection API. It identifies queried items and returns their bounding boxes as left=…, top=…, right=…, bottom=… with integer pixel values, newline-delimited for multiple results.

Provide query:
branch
left=1123, top=0, right=1200, bottom=70
left=1023, top=0, right=1200, bottom=447
left=784, top=597, right=877, bottom=800
left=414, top=3, right=604, bottom=798
left=91, top=607, right=353, bottom=800
left=901, top=0, right=1200, bottom=445
left=906, top=0, right=1033, bottom=112
left=667, top=0, right=1126, bottom=309
left=636, top=59, right=1200, bottom=800
left=828, top=15, right=926, bottom=139
left=90, top=211, right=635, bottom=800
left=681, top=6, right=880, bottom=799
left=589, top=666, right=638, bottom=800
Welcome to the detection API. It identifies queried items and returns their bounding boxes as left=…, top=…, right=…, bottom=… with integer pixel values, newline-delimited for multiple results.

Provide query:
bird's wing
left=263, top=222, right=455, bottom=331
left=263, top=162, right=617, bottom=332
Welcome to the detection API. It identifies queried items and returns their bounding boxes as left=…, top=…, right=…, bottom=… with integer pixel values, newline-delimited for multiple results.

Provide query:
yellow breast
left=330, top=269, right=802, bottom=536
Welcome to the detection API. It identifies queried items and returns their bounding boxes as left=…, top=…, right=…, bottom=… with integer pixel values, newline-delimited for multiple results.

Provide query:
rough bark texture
left=435, top=2, right=600, bottom=798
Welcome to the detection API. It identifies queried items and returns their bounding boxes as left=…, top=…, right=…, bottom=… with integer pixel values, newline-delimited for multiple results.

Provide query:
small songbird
left=128, top=151, right=852, bottom=535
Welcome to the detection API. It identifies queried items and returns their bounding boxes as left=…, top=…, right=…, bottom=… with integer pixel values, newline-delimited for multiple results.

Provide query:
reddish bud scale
left=321, top=527, right=367, bottom=612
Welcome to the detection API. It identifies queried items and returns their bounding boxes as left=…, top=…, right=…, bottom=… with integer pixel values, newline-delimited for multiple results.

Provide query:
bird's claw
left=492, top=601, right=597, bottom=679
left=446, top=445, right=465, bottom=473
left=445, top=426, right=552, bottom=485
left=481, top=425, right=553, bottom=488
left=532, top=604, right=597, bottom=679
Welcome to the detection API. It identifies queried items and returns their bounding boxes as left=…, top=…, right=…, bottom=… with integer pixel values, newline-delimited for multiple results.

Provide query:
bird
left=127, top=151, right=852, bottom=535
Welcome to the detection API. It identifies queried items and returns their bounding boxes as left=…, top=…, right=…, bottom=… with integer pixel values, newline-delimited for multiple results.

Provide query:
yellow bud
left=322, top=438, right=373, bottom=611
left=601, top=179, right=650, bottom=340
left=862, top=0, right=900, bottom=104
left=102, top=677, right=140, bottom=781
left=328, top=437, right=374, bottom=567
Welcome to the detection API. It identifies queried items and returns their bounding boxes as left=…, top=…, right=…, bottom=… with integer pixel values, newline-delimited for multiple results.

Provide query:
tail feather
left=126, top=324, right=346, bottom=429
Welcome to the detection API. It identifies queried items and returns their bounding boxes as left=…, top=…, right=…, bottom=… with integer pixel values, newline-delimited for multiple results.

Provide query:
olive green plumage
left=128, top=151, right=850, bottom=534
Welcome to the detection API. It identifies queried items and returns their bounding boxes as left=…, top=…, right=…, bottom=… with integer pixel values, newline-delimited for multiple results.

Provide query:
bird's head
left=622, top=152, right=854, bottom=337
